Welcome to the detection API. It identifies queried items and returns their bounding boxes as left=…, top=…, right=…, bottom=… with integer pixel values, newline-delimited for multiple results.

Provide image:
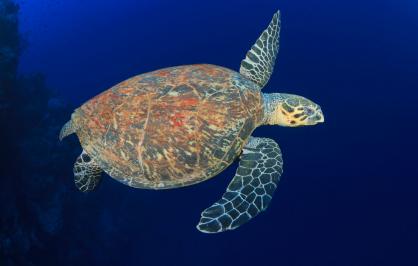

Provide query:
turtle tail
left=59, top=119, right=76, bottom=141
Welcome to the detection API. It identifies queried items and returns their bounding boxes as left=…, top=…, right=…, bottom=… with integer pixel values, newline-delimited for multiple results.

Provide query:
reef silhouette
left=0, top=1, right=96, bottom=264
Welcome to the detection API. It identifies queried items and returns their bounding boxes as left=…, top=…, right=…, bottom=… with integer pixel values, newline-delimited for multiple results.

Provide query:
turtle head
left=263, top=93, right=324, bottom=127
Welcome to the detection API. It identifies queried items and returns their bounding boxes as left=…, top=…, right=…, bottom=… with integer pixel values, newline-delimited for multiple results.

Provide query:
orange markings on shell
left=118, top=87, right=134, bottom=94
left=170, top=113, right=186, bottom=127
left=181, top=98, right=199, bottom=106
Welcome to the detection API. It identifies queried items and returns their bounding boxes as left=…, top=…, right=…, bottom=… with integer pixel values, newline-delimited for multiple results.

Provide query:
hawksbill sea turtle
left=60, top=10, right=324, bottom=233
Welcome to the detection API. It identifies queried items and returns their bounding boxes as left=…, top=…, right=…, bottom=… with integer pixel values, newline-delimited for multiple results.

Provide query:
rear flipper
left=73, top=150, right=102, bottom=192
left=59, top=119, right=75, bottom=141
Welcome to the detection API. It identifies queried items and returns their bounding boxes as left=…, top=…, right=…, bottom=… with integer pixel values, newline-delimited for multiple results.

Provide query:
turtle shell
left=72, top=64, right=264, bottom=189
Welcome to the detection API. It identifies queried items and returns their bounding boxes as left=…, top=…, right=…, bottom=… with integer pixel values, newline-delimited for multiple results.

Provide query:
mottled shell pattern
left=72, top=64, right=264, bottom=189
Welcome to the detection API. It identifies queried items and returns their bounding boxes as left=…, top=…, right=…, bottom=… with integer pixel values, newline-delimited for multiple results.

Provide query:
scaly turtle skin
left=60, top=10, right=325, bottom=233
left=73, top=64, right=264, bottom=189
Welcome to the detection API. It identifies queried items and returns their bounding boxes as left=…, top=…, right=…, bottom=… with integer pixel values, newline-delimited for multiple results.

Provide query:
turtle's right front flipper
left=73, top=150, right=102, bottom=192
left=197, top=137, right=283, bottom=233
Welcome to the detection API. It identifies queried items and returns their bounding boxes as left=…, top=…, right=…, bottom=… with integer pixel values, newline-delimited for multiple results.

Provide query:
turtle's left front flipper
left=240, top=10, right=281, bottom=88
left=197, top=137, right=283, bottom=233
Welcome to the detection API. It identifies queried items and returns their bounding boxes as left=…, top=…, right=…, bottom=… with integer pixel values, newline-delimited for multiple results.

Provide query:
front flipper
left=239, top=10, right=281, bottom=88
left=73, top=150, right=102, bottom=192
left=197, top=137, right=283, bottom=233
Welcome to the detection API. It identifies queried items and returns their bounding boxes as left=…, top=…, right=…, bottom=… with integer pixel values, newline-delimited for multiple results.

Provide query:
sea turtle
left=60, top=10, right=324, bottom=233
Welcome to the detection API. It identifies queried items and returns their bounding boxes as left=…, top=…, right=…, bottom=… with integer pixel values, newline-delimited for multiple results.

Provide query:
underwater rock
left=0, top=0, right=80, bottom=264
left=0, top=0, right=19, bottom=107
left=1, top=0, right=142, bottom=264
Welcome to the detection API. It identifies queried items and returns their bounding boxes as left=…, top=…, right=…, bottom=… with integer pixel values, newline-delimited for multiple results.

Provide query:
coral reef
left=0, top=0, right=19, bottom=110
left=0, top=1, right=76, bottom=264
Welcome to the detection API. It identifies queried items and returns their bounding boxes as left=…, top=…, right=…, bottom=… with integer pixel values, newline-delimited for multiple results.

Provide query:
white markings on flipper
left=197, top=137, right=283, bottom=233
left=73, top=150, right=102, bottom=192
left=240, top=11, right=281, bottom=88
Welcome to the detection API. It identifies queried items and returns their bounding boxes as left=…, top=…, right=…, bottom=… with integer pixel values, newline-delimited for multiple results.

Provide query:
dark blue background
left=6, top=0, right=418, bottom=265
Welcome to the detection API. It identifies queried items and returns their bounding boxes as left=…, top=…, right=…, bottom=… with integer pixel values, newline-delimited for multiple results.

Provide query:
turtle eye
left=287, top=98, right=298, bottom=107
left=304, top=107, right=314, bottom=116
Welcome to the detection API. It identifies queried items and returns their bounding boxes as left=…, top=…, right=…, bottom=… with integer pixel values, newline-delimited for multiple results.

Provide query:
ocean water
left=1, top=0, right=418, bottom=265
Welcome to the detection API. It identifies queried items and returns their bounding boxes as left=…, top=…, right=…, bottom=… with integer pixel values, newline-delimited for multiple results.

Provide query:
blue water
left=2, top=0, right=418, bottom=265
